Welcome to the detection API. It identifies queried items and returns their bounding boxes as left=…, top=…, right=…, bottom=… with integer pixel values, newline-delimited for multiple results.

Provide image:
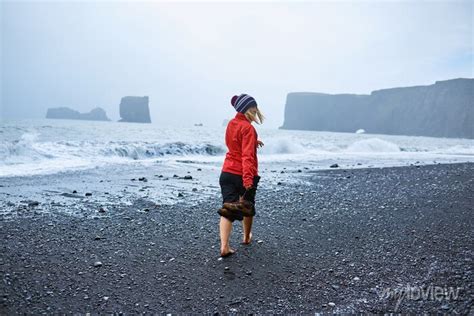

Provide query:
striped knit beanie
left=230, top=94, right=258, bottom=113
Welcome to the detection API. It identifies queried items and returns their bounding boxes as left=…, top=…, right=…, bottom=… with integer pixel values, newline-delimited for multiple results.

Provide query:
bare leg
left=242, top=216, right=253, bottom=244
left=219, top=216, right=235, bottom=256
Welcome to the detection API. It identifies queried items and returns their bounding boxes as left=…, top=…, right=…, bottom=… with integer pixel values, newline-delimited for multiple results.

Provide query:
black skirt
left=219, top=171, right=260, bottom=205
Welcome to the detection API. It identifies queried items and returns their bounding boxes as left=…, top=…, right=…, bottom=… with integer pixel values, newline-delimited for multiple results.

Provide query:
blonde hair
left=244, top=107, right=265, bottom=124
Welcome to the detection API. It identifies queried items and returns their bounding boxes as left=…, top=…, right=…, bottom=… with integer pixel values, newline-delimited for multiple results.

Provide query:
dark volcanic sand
left=1, top=163, right=473, bottom=314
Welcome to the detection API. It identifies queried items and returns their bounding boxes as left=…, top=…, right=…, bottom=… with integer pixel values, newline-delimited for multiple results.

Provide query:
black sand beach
left=1, top=162, right=473, bottom=314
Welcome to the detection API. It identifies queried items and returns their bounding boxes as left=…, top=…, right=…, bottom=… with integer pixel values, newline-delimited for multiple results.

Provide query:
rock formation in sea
left=280, top=78, right=473, bottom=139
left=118, top=96, right=151, bottom=123
left=46, top=107, right=110, bottom=121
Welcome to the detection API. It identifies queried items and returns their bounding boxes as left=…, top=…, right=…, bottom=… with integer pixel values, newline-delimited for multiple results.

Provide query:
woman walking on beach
left=218, top=94, right=265, bottom=257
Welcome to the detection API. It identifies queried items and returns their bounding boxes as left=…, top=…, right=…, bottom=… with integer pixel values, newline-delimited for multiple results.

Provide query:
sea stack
left=46, top=107, right=110, bottom=121
left=118, top=96, right=151, bottom=123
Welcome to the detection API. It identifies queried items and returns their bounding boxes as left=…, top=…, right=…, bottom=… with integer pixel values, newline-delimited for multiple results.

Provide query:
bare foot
left=242, top=232, right=252, bottom=245
left=220, top=247, right=235, bottom=257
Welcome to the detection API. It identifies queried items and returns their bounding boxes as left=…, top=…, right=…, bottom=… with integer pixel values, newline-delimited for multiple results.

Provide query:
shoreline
left=0, top=159, right=471, bottom=219
left=0, top=162, right=473, bottom=313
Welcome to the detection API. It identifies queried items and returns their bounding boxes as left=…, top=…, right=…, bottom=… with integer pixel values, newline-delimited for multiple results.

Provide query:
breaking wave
left=345, top=138, right=401, bottom=153
left=0, top=137, right=226, bottom=165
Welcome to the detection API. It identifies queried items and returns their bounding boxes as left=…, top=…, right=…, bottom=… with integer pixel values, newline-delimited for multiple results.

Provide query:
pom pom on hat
left=231, top=95, right=239, bottom=107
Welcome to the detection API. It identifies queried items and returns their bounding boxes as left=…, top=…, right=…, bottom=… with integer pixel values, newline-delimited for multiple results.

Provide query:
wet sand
left=1, top=162, right=473, bottom=313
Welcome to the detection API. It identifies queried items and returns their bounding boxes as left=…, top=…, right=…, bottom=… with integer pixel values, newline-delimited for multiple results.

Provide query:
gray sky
left=1, top=0, right=472, bottom=128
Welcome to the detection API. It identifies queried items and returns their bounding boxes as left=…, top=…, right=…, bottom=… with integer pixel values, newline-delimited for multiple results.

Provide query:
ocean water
left=1, top=118, right=474, bottom=178
left=1, top=119, right=473, bottom=215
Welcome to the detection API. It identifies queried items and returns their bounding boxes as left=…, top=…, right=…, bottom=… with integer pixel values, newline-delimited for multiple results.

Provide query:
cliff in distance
left=46, top=107, right=110, bottom=121
left=280, top=78, right=473, bottom=139
left=118, top=96, right=151, bottom=123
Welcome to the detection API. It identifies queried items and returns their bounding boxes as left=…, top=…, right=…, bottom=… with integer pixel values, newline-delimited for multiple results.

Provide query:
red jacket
left=222, top=112, right=259, bottom=188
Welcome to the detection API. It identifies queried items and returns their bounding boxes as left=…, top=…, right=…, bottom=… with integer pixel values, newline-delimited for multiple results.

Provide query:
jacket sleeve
left=241, top=125, right=258, bottom=188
